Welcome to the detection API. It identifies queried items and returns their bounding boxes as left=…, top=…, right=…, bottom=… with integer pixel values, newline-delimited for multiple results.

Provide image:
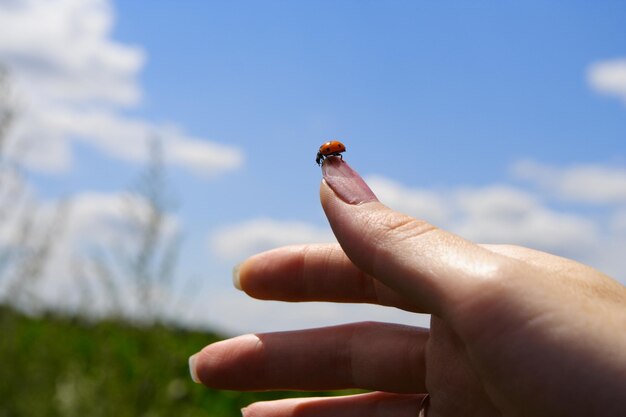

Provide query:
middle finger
left=192, top=321, right=428, bottom=393
left=235, top=243, right=422, bottom=313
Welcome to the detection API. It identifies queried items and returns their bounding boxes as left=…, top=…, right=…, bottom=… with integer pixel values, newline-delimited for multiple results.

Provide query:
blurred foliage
left=0, top=306, right=343, bottom=417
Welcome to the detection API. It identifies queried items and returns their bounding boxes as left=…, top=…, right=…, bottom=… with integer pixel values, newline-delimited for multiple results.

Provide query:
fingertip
left=232, top=247, right=304, bottom=298
left=188, top=353, right=201, bottom=383
left=232, top=253, right=265, bottom=293
left=321, top=157, right=378, bottom=205
left=192, top=334, right=263, bottom=390
left=232, top=263, right=243, bottom=291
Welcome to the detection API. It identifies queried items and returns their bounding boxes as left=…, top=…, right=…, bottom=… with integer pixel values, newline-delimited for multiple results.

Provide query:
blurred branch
left=71, top=250, right=123, bottom=319
left=4, top=199, right=70, bottom=308
left=127, top=138, right=180, bottom=319
left=0, top=66, right=14, bottom=155
left=0, top=64, right=70, bottom=311
left=82, top=137, right=184, bottom=322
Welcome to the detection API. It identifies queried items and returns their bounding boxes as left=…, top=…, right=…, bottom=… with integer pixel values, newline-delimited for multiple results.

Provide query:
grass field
left=0, top=306, right=343, bottom=417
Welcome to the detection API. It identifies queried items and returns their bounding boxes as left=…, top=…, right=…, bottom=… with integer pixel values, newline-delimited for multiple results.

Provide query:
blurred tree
left=0, top=65, right=69, bottom=312
left=124, top=137, right=183, bottom=321
left=78, top=137, right=187, bottom=323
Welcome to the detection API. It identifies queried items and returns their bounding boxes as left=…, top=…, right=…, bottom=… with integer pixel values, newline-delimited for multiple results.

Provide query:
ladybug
left=316, top=140, right=346, bottom=166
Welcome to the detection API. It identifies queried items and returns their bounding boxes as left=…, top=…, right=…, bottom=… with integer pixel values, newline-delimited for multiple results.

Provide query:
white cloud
left=0, top=0, right=143, bottom=107
left=365, top=175, right=450, bottom=225
left=161, top=127, right=244, bottom=178
left=512, top=160, right=626, bottom=205
left=612, top=209, right=626, bottom=234
left=364, top=175, right=599, bottom=255
left=588, top=58, right=626, bottom=104
left=0, top=0, right=243, bottom=177
left=452, top=185, right=597, bottom=253
left=65, top=191, right=180, bottom=251
left=210, top=218, right=335, bottom=261
left=38, top=107, right=244, bottom=176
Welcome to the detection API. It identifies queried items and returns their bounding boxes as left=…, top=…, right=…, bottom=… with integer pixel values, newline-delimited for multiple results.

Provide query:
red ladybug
left=316, top=140, right=346, bottom=166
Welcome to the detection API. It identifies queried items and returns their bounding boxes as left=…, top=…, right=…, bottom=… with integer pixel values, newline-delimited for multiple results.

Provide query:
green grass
left=0, top=306, right=342, bottom=417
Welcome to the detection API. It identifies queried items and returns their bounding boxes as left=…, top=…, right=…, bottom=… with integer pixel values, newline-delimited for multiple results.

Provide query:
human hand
left=190, top=157, right=626, bottom=417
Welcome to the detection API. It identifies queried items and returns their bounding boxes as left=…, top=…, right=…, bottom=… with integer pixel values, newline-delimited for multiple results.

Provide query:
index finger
left=320, top=157, right=512, bottom=318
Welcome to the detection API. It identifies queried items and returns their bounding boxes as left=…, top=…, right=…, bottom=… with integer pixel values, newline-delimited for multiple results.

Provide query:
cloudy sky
left=0, top=0, right=625, bottom=334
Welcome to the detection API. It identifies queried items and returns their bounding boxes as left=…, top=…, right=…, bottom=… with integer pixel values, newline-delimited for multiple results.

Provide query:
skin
left=191, top=157, right=626, bottom=417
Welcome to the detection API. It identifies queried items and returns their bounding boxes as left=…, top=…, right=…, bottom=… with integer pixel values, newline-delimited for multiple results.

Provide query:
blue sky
left=1, top=0, right=625, bottom=333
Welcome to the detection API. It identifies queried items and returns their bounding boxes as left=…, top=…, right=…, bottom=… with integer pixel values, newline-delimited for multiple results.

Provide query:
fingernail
left=322, top=157, right=378, bottom=204
left=232, top=263, right=242, bottom=291
left=188, top=353, right=201, bottom=383
left=240, top=407, right=248, bottom=416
